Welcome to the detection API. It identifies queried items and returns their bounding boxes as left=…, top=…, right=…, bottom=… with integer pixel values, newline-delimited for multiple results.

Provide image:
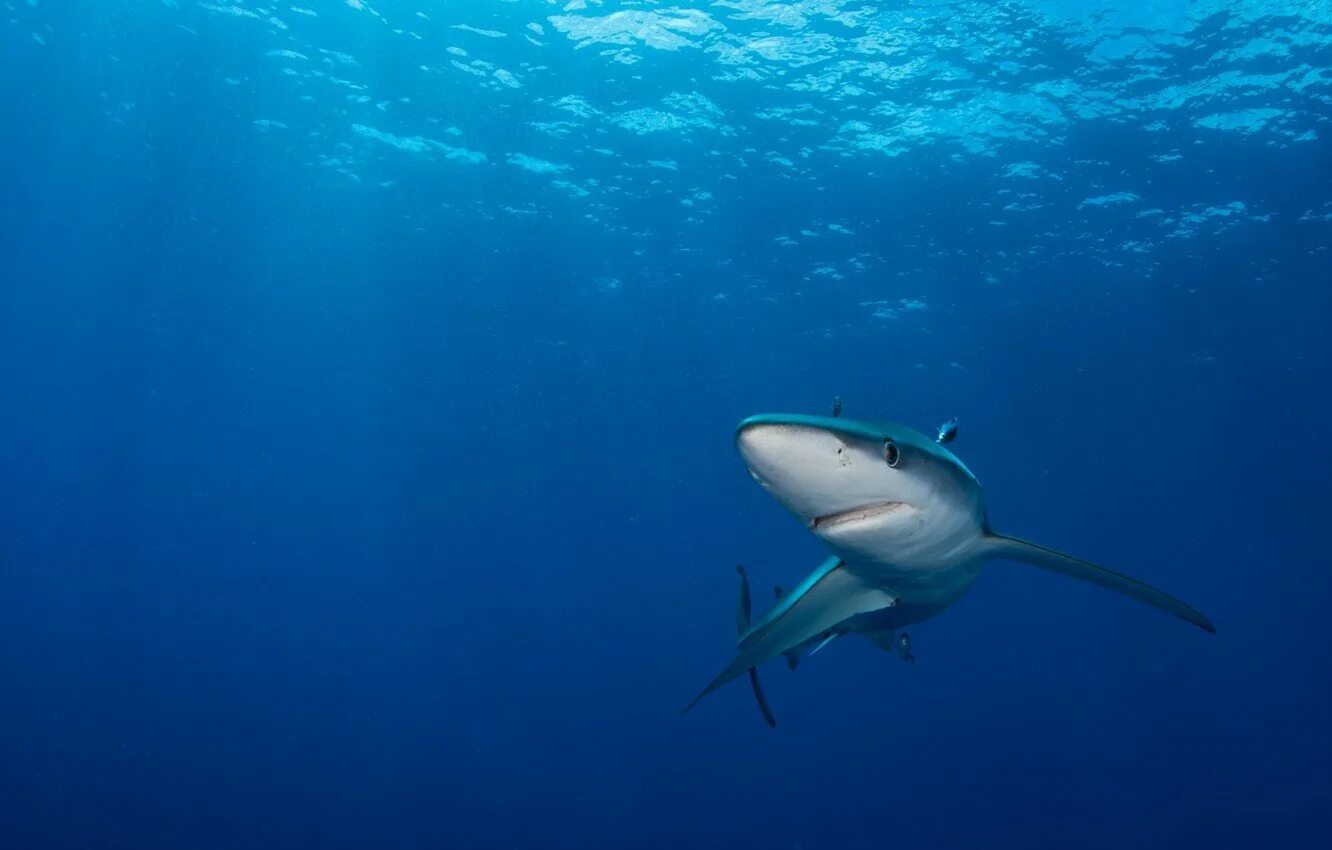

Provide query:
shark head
left=684, top=411, right=1215, bottom=723
left=735, top=414, right=988, bottom=568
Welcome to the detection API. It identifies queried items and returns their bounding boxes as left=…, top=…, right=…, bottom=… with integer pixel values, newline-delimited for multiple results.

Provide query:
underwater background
left=2, top=1, right=1331, bottom=848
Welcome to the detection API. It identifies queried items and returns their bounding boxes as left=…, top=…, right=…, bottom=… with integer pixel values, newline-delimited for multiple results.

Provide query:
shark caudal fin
left=986, top=533, right=1216, bottom=633
left=736, top=565, right=777, bottom=728
left=773, top=587, right=800, bottom=670
left=682, top=558, right=897, bottom=717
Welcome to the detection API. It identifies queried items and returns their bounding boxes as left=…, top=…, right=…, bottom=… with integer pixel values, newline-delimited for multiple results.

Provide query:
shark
left=682, top=413, right=1215, bottom=722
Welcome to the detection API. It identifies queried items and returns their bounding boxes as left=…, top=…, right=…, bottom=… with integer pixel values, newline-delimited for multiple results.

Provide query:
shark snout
left=736, top=417, right=893, bottom=524
left=735, top=421, right=815, bottom=492
left=736, top=424, right=791, bottom=501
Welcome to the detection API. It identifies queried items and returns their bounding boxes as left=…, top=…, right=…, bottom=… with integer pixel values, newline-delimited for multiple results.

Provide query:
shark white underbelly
left=682, top=412, right=1215, bottom=724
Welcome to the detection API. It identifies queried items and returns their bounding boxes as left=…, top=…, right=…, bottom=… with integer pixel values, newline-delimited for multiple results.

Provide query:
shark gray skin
left=682, top=413, right=1215, bottom=718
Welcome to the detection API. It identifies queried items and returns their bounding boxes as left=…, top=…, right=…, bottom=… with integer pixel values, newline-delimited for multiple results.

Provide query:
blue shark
left=683, top=414, right=1214, bottom=720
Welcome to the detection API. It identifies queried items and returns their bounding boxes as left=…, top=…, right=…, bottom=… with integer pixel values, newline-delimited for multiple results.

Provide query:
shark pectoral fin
left=682, top=558, right=896, bottom=717
left=987, top=533, right=1216, bottom=634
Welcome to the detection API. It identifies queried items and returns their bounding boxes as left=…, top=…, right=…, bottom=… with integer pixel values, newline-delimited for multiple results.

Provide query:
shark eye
left=884, top=440, right=901, bottom=468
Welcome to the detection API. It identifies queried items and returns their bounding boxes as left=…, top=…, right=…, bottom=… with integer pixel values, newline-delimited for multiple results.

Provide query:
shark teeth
left=810, top=501, right=910, bottom=531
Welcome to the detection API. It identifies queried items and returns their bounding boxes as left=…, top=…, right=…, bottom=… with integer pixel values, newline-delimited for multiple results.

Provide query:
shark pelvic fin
left=986, top=533, right=1216, bottom=634
left=808, top=632, right=839, bottom=655
left=682, top=558, right=897, bottom=717
left=860, top=629, right=898, bottom=654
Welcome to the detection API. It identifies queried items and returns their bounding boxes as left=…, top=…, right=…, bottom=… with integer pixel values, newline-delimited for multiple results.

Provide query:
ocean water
left=2, top=1, right=1330, bottom=848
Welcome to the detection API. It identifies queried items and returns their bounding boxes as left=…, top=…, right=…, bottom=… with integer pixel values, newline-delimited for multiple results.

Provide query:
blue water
left=2, top=2, right=1330, bottom=848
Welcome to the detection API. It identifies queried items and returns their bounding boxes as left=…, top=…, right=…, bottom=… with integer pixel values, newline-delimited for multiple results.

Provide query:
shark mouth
left=810, top=501, right=911, bottom=531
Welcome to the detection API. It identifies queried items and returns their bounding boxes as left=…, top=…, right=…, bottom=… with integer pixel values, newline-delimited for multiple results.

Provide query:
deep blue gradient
left=2, top=2, right=1331, bottom=849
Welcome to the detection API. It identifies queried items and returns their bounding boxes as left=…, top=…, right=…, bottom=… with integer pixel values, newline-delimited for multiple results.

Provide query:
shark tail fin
left=682, top=558, right=897, bottom=718
left=736, top=565, right=777, bottom=727
left=736, top=565, right=752, bottom=634
left=985, top=532, right=1216, bottom=634
left=773, top=587, right=801, bottom=669
left=745, top=670, right=777, bottom=727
